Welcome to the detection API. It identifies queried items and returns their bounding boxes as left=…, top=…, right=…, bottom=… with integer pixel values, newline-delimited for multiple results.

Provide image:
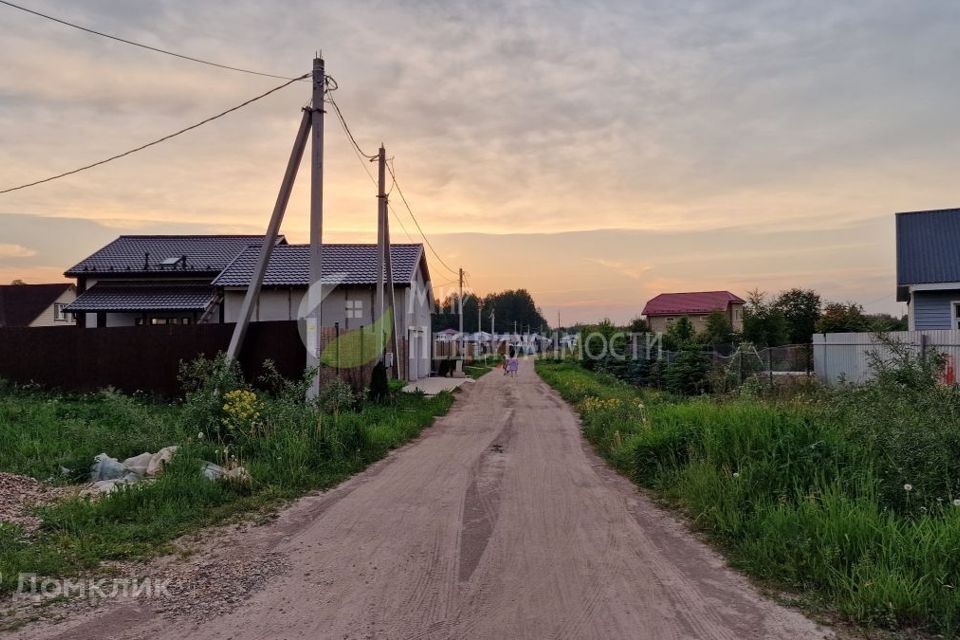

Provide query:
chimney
left=143, top=252, right=150, bottom=270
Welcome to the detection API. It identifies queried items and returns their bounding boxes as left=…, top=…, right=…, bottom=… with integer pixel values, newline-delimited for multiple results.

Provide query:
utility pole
left=225, top=111, right=311, bottom=365
left=375, top=145, right=386, bottom=360
left=458, top=267, right=464, bottom=361
left=307, top=55, right=325, bottom=400
left=490, top=307, right=495, bottom=354
left=380, top=146, right=400, bottom=380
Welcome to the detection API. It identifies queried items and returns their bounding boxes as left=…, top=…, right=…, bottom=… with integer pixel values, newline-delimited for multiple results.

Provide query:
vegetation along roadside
left=0, top=358, right=454, bottom=598
left=537, top=348, right=960, bottom=638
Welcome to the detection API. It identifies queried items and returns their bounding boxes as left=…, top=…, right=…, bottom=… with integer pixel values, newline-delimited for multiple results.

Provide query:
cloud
left=585, top=258, right=651, bottom=280
left=0, top=1, right=951, bottom=321
left=0, top=243, right=36, bottom=258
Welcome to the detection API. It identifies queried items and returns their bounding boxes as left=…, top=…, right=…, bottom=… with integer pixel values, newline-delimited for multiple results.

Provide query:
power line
left=0, top=0, right=297, bottom=80
left=326, top=87, right=415, bottom=243
left=386, top=162, right=459, bottom=276
left=325, top=80, right=456, bottom=274
left=0, top=73, right=309, bottom=194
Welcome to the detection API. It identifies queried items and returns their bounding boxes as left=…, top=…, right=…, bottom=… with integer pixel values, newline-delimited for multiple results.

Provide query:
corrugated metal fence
left=813, top=330, right=960, bottom=384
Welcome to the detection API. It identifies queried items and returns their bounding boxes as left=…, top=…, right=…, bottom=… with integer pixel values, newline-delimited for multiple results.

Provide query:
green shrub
left=664, top=350, right=711, bottom=395
left=536, top=357, right=960, bottom=635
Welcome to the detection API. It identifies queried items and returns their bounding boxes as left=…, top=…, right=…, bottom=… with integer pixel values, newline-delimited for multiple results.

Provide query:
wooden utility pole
left=307, top=55, right=325, bottom=400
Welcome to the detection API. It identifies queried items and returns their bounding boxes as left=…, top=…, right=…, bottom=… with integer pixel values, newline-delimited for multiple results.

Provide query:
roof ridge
left=895, top=208, right=960, bottom=217
left=653, top=290, right=739, bottom=296
left=116, top=234, right=285, bottom=239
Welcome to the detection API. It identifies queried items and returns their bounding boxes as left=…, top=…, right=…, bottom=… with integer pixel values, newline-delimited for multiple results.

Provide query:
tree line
left=577, top=288, right=906, bottom=349
left=433, top=289, right=549, bottom=334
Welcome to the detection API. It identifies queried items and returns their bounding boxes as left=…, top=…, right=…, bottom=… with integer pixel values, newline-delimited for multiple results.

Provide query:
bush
left=317, top=376, right=356, bottom=415
left=368, top=362, right=389, bottom=403
left=664, top=350, right=711, bottom=395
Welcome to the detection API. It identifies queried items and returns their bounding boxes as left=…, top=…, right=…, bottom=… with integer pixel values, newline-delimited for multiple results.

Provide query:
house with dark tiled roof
left=641, top=291, right=745, bottom=334
left=64, top=235, right=435, bottom=379
left=65, top=235, right=283, bottom=328
left=896, top=208, right=960, bottom=330
left=0, top=283, right=76, bottom=328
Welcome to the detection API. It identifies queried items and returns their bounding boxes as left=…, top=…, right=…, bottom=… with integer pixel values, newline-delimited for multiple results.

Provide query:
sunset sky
left=3, top=0, right=959, bottom=323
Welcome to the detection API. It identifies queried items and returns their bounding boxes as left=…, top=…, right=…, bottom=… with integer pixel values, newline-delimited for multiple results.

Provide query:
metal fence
left=813, top=330, right=960, bottom=385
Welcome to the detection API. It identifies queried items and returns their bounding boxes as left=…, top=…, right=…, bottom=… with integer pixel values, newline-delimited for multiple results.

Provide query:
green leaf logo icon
left=320, top=307, right=394, bottom=368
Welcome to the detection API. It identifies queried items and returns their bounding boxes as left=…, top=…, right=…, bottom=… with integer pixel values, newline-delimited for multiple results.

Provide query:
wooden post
left=226, top=109, right=312, bottom=364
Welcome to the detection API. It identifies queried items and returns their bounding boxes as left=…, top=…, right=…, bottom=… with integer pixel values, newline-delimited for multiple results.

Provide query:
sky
left=2, top=0, right=959, bottom=323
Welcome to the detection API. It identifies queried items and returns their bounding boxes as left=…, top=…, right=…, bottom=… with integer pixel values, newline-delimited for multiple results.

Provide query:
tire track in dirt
left=20, top=361, right=831, bottom=640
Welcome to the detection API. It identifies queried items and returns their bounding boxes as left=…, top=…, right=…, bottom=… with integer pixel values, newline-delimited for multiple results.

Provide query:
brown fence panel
left=0, top=321, right=305, bottom=396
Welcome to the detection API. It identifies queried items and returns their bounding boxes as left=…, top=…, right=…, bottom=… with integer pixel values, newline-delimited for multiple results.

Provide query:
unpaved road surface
left=20, top=361, right=830, bottom=640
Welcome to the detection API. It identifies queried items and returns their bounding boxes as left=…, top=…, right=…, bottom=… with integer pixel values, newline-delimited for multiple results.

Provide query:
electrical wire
left=386, top=162, right=459, bottom=276
left=0, top=0, right=297, bottom=80
left=325, top=84, right=416, bottom=243
left=0, top=73, right=309, bottom=194
left=325, top=77, right=456, bottom=273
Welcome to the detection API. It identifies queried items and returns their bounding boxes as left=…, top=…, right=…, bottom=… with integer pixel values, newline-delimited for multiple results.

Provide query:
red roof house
left=641, top=291, right=745, bottom=332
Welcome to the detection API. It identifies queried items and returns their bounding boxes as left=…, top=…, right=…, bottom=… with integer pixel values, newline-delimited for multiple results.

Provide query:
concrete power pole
left=307, top=56, right=326, bottom=400
left=378, top=146, right=400, bottom=380
left=375, top=145, right=386, bottom=360
left=225, top=56, right=330, bottom=399
left=490, top=307, right=495, bottom=355
left=458, top=267, right=464, bottom=361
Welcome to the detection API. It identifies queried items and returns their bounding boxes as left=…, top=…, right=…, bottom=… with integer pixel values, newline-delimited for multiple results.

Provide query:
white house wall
left=29, top=288, right=77, bottom=327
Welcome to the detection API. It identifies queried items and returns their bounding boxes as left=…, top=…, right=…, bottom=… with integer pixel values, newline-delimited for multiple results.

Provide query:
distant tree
left=663, top=316, right=695, bottom=350
left=433, top=289, right=548, bottom=334
left=701, top=310, right=734, bottom=345
left=627, top=315, right=649, bottom=333
left=773, top=288, right=822, bottom=344
left=866, top=313, right=908, bottom=332
left=9, top=279, right=25, bottom=285
left=742, top=289, right=789, bottom=347
left=816, top=302, right=871, bottom=333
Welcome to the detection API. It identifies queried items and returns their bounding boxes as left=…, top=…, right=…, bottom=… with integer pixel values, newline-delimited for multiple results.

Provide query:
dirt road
left=22, top=360, right=829, bottom=640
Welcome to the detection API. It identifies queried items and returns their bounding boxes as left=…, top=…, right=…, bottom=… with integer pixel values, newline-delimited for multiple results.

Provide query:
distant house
left=896, top=208, right=960, bottom=330
left=0, top=283, right=75, bottom=328
left=64, top=235, right=435, bottom=380
left=642, top=291, right=745, bottom=334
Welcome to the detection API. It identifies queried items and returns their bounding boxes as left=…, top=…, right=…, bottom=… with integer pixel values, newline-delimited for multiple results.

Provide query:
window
left=953, top=302, right=960, bottom=330
left=345, top=299, right=363, bottom=319
left=53, top=303, right=69, bottom=322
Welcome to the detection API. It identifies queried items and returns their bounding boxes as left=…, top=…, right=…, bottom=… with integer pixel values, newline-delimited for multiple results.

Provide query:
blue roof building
left=896, top=208, right=960, bottom=330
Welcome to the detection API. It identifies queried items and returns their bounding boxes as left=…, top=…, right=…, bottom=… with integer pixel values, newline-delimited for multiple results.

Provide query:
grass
left=537, top=358, right=960, bottom=637
left=0, top=367, right=454, bottom=597
left=463, top=354, right=501, bottom=379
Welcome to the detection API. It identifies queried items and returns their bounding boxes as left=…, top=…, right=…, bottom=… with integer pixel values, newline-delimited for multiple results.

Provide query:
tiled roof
left=213, top=244, right=425, bottom=287
left=642, top=291, right=744, bottom=316
left=65, top=235, right=287, bottom=276
left=65, top=284, right=215, bottom=312
left=896, top=208, right=960, bottom=286
left=0, top=283, right=73, bottom=327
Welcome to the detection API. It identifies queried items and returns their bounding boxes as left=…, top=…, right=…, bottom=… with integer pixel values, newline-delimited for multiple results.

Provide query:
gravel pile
left=152, top=551, right=291, bottom=620
left=0, top=471, right=63, bottom=532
